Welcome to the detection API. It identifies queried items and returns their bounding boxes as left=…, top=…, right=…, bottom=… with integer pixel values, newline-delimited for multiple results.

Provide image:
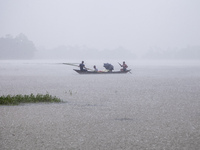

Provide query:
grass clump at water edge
left=0, top=93, right=63, bottom=105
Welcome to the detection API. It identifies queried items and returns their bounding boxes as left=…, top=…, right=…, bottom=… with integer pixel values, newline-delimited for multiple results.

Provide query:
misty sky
left=0, top=0, right=200, bottom=53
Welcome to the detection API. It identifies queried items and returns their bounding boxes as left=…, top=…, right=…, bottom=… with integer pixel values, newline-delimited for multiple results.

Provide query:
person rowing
left=79, top=61, right=87, bottom=72
left=119, top=61, right=128, bottom=72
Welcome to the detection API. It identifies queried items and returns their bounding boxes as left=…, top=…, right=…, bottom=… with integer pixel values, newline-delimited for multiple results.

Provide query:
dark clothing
left=79, top=63, right=86, bottom=71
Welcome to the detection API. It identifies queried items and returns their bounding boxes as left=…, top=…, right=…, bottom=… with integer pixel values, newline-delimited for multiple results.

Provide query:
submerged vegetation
left=0, top=93, right=63, bottom=105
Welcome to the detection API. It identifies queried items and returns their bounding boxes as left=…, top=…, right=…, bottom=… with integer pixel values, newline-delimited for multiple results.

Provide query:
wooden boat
left=73, top=69, right=131, bottom=74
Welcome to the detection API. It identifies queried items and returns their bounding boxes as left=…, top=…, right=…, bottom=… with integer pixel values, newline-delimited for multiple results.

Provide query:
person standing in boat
left=119, top=61, right=128, bottom=71
left=93, top=65, right=98, bottom=72
left=79, top=61, right=87, bottom=72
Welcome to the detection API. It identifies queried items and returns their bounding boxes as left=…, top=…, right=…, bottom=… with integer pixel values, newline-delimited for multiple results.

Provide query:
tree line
left=0, top=33, right=36, bottom=59
left=1, top=33, right=200, bottom=60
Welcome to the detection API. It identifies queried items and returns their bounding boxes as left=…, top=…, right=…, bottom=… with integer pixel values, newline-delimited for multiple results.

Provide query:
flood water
left=0, top=60, right=200, bottom=150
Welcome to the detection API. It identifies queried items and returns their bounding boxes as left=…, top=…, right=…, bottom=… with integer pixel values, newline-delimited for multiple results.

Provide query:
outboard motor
left=103, top=63, right=114, bottom=71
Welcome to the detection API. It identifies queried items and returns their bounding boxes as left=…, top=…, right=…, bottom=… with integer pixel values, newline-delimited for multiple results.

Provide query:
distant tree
left=5, top=34, right=13, bottom=39
left=0, top=33, right=36, bottom=59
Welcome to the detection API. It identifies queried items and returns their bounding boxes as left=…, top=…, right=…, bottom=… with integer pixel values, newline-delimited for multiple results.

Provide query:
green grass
left=0, top=93, right=63, bottom=105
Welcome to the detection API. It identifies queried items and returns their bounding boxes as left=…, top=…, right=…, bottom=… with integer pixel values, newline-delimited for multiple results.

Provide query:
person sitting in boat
left=79, top=61, right=87, bottom=72
left=119, top=61, right=128, bottom=71
left=93, top=65, right=98, bottom=72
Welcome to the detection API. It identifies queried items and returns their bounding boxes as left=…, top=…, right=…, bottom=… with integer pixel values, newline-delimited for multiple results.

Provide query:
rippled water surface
left=0, top=60, right=200, bottom=150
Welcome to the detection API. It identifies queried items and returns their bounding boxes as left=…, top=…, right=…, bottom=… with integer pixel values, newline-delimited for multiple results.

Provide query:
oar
left=85, top=67, right=93, bottom=71
left=63, top=63, right=79, bottom=67
left=63, top=63, right=93, bottom=71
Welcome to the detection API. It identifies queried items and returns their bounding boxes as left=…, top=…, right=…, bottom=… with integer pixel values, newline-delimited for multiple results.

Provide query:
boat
left=73, top=69, right=131, bottom=74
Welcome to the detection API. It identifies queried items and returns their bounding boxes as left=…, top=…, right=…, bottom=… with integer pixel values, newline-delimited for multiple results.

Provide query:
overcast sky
left=0, top=0, right=200, bottom=53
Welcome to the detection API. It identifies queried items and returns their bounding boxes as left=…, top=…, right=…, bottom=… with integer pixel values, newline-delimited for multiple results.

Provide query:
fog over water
left=1, top=0, right=200, bottom=149
left=0, top=60, right=200, bottom=149
left=0, top=0, right=200, bottom=57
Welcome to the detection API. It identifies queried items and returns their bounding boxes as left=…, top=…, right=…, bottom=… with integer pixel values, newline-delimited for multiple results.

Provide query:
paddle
left=118, top=62, right=122, bottom=66
left=63, top=63, right=93, bottom=71
left=63, top=63, right=79, bottom=67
